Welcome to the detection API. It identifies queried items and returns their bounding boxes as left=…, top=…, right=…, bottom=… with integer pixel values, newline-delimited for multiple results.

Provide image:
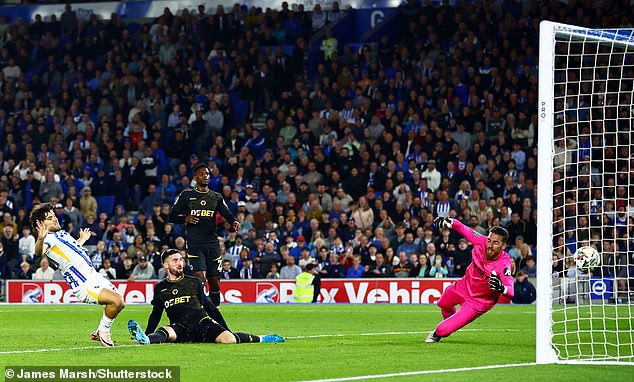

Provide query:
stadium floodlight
left=537, top=21, right=634, bottom=365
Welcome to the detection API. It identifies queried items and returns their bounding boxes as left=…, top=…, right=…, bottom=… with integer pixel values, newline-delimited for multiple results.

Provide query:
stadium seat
left=96, top=196, right=116, bottom=217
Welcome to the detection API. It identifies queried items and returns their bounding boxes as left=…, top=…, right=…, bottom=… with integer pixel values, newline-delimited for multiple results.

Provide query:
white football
left=574, top=246, right=601, bottom=272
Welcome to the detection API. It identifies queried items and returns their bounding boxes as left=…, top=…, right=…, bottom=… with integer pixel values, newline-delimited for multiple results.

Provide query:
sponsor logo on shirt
left=189, top=209, right=215, bottom=217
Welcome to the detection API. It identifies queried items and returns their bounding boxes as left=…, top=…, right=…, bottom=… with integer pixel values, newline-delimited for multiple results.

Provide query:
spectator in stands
left=99, top=258, right=117, bottom=280
left=33, top=257, right=55, bottom=280
left=397, top=231, right=418, bottom=257
left=79, top=188, right=97, bottom=219
left=392, top=252, right=413, bottom=278
left=351, top=197, right=374, bottom=230
left=18, top=225, right=35, bottom=261
left=16, top=261, right=32, bottom=280
left=39, top=171, right=63, bottom=202
left=280, top=255, right=302, bottom=279
left=512, top=271, right=536, bottom=304
left=2, top=226, right=19, bottom=276
left=429, top=256, right=449, bottom=278
left=417, top=254, right=431, bottom=278
left=364, top=252, right=392, bottom=278
left=346, top=255, right=364, bottom=278
left=521, top=256, right=537, bottom=278
left=298, top=247, right=315, bottom=270
left=220, top=259, right=240, bottom=279
left=240, top=258, right=261, bottom=279
left=266, top=264, right=281, bottom=279
left=129, top=255, right=156, bottom=280
left=312, top=4, right=326, bottom=31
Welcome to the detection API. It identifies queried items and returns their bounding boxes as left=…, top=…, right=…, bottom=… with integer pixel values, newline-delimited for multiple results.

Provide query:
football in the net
left=574, top=246, right=601, bottom=272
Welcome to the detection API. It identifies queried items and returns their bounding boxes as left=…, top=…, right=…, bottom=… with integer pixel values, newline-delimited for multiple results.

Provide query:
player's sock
left=210, top=290, right=221, bottom=307
left=98, top=313, right=115, bottom=333
left=148, top=328, right=169, bottom=344
left=233, top=332, right=261, bottom=343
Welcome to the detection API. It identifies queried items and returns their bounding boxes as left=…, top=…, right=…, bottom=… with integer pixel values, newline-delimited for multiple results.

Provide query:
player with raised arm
left=128, top=249, right=283, bottom=345
left=31, top=202, right=125, bottom=347
left=426, top=217, right=514, bottom=342
left=169, top=164, right=240, bottom=307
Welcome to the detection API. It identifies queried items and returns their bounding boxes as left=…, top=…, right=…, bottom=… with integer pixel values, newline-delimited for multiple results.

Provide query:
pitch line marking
left=0, top=330, right=521, bottom=354
left=285, top=329, right=521, bottom=339
left=297, top=363, right=538, bottom=382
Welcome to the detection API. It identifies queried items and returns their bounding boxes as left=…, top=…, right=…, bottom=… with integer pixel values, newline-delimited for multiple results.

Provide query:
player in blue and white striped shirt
left=32, top=203, right=125, bottom=347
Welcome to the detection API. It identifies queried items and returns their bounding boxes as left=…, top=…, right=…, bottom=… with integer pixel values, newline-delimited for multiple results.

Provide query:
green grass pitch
left=0, top=304, right=631, bottom=381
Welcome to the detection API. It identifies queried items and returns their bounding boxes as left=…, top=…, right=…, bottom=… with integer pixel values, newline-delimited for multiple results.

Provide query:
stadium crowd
left=0, top=0, right=632, bottom=304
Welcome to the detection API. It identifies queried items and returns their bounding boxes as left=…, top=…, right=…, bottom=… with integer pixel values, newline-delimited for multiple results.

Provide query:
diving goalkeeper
left=426, top=217, right=514, bottom=342
left=128, top=249, right=283, bottom=345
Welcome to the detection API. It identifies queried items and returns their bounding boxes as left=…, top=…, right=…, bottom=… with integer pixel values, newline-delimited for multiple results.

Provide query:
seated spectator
left=417, top=254, right=431, bottom=278
left=117, top=257, right=134, bottom=280
left=346, top=255, right=364, bottom=278
left=392, top=252, right=414, bottom=277
left=363, top=253, right=393, bottom=277
left=129, top=255, right=156, bottom=280
left=80, top=187, right=98, bottom=219
left=240, top=258, right=261, bottom=279
left=266, top=264, right=281, bottom=279
left=429, top=256, right=449, bottom=278
left=220, top=259, right=240, bottom=279
left=453, top=238, right=472, bottom=277
left=512, top=271, right=536, bottom=304
left=18, top=225, right=35, bottom=261
left=91, top=241, right=108, bottom=270
left=397, top=232, right=418, bottom=257
left=521, top=255, right=537, bottom=278
left=408, top=253, right=420, bottom=277
left=32, top=258, right=55, bottom=280
left=289, top=236, right=306, bottom=260
left=280, top=255, right=302, bottom=279
left=298, top=247, right=315, bottom=270
left=322, top=253, right=345, bottom=278
left=0, top=212, right=18, bottom=234
left=17, top=261, right=32, bottom=279
left=99, top=258, right=117, bottom=280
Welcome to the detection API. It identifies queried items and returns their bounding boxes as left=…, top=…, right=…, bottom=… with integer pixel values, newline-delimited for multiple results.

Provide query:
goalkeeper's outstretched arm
left=433, top=217, right=485, bottom=245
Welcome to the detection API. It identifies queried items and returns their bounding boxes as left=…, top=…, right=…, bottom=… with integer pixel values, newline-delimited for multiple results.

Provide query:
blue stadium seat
left=96, top=196, right=115, bottom=217
left=127, top=22, right=141, bottom=36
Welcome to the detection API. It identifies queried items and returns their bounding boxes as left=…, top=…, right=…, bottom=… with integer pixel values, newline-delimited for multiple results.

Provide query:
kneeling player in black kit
left=128, top=249, right=283, bottom=345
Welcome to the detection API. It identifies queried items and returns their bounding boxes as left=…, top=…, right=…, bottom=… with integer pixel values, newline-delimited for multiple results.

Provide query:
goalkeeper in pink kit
left=426, top=217, right=514, bottom=342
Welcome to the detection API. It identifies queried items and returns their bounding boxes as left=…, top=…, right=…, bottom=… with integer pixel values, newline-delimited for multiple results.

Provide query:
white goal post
left=537, top=21, right=634, bottom=365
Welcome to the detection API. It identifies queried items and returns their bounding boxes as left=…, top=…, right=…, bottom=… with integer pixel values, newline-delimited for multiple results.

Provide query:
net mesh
left=549, top=26, right=634, bottom=362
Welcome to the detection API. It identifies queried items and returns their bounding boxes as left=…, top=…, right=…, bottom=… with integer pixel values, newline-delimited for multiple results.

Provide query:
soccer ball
left=574, top=246, right=601, bottom=272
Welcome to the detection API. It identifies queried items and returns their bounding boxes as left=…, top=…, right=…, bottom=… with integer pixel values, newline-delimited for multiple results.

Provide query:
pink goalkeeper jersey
left=452, top=219, right=514, bottom=310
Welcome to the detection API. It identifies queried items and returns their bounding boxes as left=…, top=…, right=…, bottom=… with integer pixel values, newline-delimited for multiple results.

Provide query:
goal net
left=537, top=21, right=634, bottom=365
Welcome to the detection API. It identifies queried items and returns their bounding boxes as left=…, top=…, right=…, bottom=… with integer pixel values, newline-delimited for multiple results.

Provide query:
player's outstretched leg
left=128, top=320, right=150, bottom=345
left=426, top=282, right=465, bottom=342
left=212, top=331, right=284, bottom=344
left=434, top=304, right=483, bottom=339
left=92, top=289, right=125, bottom=347
left=129, top=322, right=177, bottom=345
left=437, top=283, right=464, bottom=320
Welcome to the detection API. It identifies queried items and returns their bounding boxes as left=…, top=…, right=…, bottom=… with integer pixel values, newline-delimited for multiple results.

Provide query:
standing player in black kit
left=169, top=164, right=240, bottom=307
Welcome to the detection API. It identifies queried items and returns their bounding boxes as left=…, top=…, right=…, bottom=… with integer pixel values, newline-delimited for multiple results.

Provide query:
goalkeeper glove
left=433, top=217, right=453, bottom=230
left=489, top=271, right=507, bottom=295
